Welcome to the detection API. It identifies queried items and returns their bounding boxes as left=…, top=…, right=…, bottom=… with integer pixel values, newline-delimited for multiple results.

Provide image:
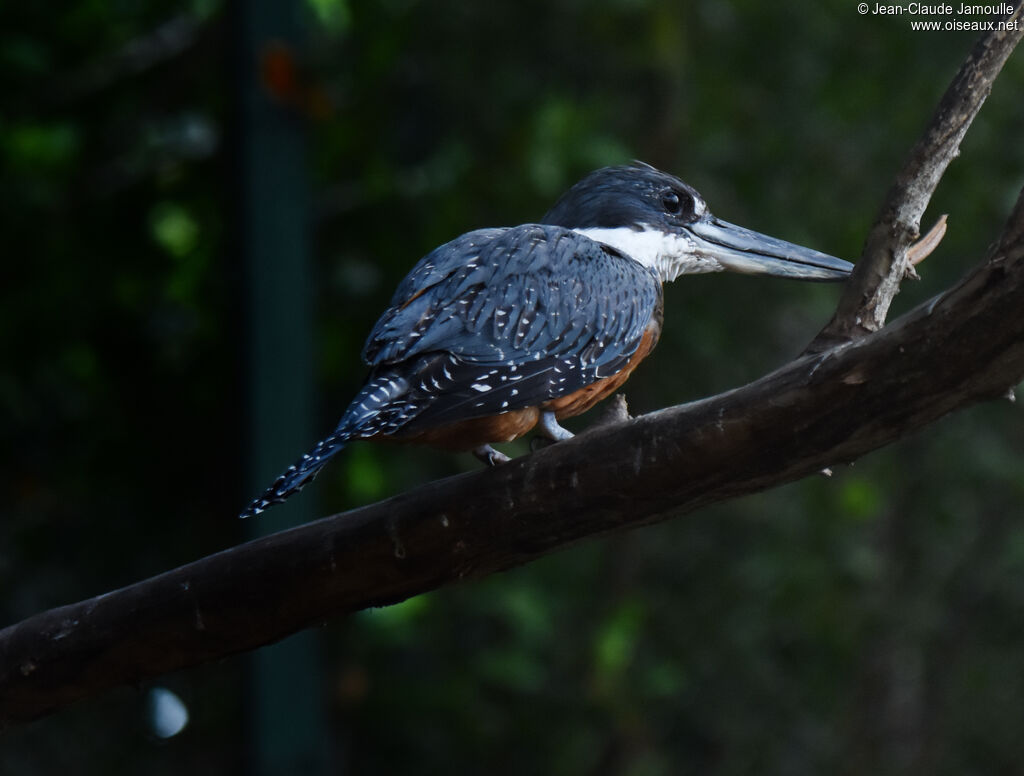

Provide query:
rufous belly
left=387, top=407, right=541, bottom=450
left=541, top=325, right=659, bottom=419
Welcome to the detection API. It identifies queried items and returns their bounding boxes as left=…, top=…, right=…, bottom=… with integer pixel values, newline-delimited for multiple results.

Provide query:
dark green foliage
left=3, top=0, right=1024, bottom=773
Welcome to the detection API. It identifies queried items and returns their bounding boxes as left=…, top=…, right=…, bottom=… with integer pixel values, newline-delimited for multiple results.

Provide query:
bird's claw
left=473, top=444, right=511, bottom=466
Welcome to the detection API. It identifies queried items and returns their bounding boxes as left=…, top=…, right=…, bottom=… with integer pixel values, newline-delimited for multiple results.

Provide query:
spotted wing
left=359, top=224, right=662, bottom=433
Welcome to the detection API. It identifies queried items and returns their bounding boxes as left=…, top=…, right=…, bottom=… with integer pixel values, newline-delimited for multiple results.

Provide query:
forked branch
left=808, top=1, right=1024, bottom=350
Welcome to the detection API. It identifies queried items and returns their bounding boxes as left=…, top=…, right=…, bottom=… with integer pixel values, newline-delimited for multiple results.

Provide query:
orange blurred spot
left=260, top=41, right=299, bottom=103
left=259, top=41, right=332, bottom=119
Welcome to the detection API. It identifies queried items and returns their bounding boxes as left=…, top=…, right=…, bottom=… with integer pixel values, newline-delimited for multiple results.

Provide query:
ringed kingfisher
left=241, top=162, right=852, bottom=518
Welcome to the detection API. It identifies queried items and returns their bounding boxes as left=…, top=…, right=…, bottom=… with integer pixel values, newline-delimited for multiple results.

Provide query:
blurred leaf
left=344, top=444, right=387, bottom=502
left=360, top=593, right=431, bottom=634
left=594, top=598, right=645, bottom=681
left=837, top=476, right=882, bottom=522
left=4, top=122, right=79, bottom=171
left=306, top=0, right=351, bottom=32
left=150, top=201, right=199, bottom=258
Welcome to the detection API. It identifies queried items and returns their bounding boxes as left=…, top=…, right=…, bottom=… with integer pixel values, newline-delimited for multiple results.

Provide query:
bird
left=240, top=162, right=852, bottom=518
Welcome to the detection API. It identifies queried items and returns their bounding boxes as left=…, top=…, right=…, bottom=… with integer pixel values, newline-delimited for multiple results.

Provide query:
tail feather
left=239, top=433, right=350, bottom=518
left=239, top=371, right=412, bottom=518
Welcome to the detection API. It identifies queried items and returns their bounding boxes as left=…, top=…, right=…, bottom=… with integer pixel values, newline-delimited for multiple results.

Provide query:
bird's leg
left=473, top=444, right=511, bottom=466
left=538, top=410, right=574, bottom=442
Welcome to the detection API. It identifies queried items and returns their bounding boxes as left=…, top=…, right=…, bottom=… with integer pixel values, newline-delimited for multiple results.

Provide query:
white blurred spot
left=147, top=687, right=189, bottom=739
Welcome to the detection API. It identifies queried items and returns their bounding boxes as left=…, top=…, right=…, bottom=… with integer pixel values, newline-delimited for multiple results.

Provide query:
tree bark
left=1, top=7, right=1023, bottom=729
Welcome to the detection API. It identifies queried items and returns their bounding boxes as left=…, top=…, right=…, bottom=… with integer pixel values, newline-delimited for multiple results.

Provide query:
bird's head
left=542, top=162, right=852, bottom=283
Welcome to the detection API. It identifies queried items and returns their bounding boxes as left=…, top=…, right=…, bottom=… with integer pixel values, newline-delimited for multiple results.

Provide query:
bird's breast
left=541, top=320, right=662, bottom=419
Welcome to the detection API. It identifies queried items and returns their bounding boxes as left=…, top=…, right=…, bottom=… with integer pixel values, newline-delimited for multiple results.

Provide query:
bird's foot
left=530, top=411, right=574, bottom=451
left=538, top=410, right=574, bottom=442
left=473, top=444, right=511, bottom=466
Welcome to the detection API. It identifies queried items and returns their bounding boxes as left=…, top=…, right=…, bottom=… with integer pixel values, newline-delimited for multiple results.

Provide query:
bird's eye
left=661, top=190, right=690, bottom=217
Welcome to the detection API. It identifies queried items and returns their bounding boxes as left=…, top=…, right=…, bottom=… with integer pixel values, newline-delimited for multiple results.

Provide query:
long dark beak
left=688, top=216, right=852, bottom=281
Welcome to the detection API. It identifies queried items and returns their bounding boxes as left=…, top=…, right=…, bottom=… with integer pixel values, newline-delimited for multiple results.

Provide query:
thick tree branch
left=809, top=1, right=1024, bottom=350
left=3, top=16, right=1023, bottom=730
left=1, top=189, right=1022, bottom=727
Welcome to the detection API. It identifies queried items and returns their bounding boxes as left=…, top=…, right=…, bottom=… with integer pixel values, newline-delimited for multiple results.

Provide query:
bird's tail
left=238, top=432, right=352, bottom=518
left=239, top=372, right=411, bottom=518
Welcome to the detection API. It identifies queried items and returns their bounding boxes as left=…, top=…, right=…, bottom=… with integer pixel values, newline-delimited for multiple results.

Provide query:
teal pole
left=232, top=0, right=331, bottom=772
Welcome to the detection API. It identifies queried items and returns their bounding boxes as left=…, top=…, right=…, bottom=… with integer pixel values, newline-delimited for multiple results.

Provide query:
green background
left=3, top=0, right=1024, bottom=773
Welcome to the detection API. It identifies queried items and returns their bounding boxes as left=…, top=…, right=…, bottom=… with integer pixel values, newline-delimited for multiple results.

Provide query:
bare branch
left=808, top=3, right=1024, bottom=351
left=1, top=188, right=1023, bottom=727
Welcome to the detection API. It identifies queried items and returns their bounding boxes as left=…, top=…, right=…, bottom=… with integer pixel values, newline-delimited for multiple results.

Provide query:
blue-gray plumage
left=241, top=162, right=852, bottom=518
left=360, top=225, right=661, bottom=429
